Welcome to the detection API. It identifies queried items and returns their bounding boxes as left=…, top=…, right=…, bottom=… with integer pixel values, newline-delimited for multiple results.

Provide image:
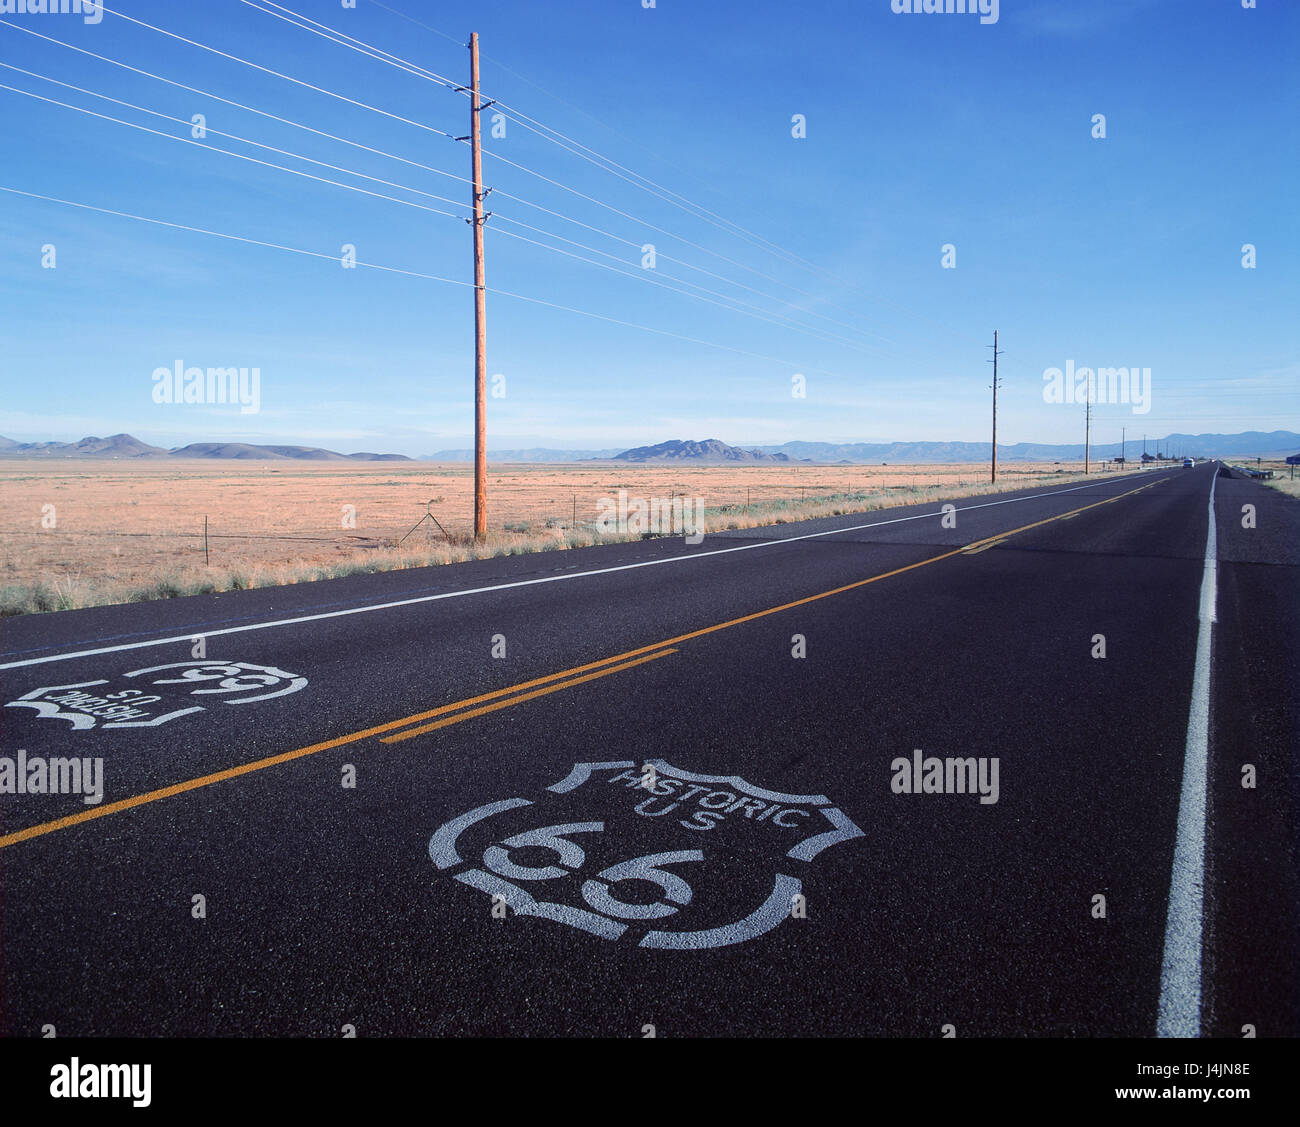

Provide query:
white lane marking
left=1157, top=466, right=1217, bottom=1037
left=1, top=475, right=1166, bottom=671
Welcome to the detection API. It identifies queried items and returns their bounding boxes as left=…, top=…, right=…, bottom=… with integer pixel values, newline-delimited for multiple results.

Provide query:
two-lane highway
left=1, top=463, right=1296, bottom=1037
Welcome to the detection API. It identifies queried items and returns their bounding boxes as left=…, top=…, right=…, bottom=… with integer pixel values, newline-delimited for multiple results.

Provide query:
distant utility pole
left=1121, top=426, right=1126, bottom=468
left=466, top=32, right=492, bottom=541
left=988, top=330, right=1004, bottom=483
left=1084, top=392, right=1092, bottom=474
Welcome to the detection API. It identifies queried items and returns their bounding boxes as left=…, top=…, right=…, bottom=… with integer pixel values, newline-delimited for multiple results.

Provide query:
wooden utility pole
left=1084, top=393, right=1092, bottom=474
left=470, top=32, right=488, bottom=541
left=988, top=330, right=1004, bottom=483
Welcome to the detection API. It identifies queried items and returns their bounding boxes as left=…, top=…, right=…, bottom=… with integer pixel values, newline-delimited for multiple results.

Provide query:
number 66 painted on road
left=482, top=821, right=700, bottom=921
left=428, top=761, right=864, bottom=950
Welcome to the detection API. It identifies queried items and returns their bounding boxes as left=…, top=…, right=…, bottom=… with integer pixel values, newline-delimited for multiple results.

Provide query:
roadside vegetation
left=1254, top=459, right=1300, bottom=500
left=0, top=467, right=1114, bottom=615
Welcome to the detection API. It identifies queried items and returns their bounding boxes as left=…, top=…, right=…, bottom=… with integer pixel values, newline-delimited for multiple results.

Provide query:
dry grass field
left=0, top=458, right=1118, bottom=614
left=1258, top=459, right=1300, bottom=499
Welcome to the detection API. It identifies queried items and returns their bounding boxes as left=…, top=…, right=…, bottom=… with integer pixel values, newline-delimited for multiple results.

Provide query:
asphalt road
left=1, top=462, right=1296, bottom=1037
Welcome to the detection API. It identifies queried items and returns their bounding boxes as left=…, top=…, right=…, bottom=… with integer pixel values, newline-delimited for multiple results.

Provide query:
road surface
left=1, top=462, right=1296, bottom=1037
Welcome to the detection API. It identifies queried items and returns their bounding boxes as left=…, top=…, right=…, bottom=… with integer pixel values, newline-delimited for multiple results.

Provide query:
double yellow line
left=0, top=477, right=1162, bottom=850
left=0, top=647, right=680, bottom=849
left=380, top=648, right=679, bottom=743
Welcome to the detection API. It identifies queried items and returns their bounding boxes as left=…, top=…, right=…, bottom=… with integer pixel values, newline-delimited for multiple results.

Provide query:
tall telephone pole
left=469, top=33, right=489, bottom=541
left=988, top=330, right=1004, bottom=483
left=1121, top=425, right=1126, bottom=469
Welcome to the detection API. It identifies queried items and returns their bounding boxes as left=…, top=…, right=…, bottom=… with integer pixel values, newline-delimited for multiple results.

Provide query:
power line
left=0, top=82, right=467, bottom=223
left=8, top=17, right=962, bottom=378
left=365, top=0, right=839, bottom=283
left=0, top=20, right=474, bottom=188
left=358, top=1, right=966, bottom=338
left=0, top=20, right=897, bottom=351
left=259, top=0, right=825, bottom=279
left=338, top=0, right=861, bottom=287
left=250, top=0, right=895, bottom=343
left=0, top=184, right=468, bottom=283
left=241, top=0, right=461, bottom=91
left=0, top=69, right=890, bottom=357
left=0, top=185, right=854, bottom=375
left=0, top=64, right=472, bottom=214
left=480, top=146, right=896, bottom=341
left=230, top=0, right=896, bottom=341
left=480, top=99, right=827, bottom=278
left=6, top=18, right=1282, bottom=451
left=367, top=0, right=465, bottom=48
left=488, top=200, right=897, bottom=350
left=92, top=3, right=460, bottom=140
left=337, top=0, right=952, bottom=336
left=489, top=223, right=888, bottom=356
left=481, top=96, right=953, bottom=335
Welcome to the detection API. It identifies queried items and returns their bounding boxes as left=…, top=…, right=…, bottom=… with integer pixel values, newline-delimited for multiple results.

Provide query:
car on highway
left=1183, top=458, right=1194, bottom=468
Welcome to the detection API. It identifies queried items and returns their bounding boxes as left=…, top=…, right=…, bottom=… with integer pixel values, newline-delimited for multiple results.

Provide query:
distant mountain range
left=0, top=433, right=168, bottom=458
left=427, top=431, right=1300, bottom=464
left=0, top=434, right=412, bottom=461
left=422, top=447, right=623, bottom=462
left=2, top=430, right=1296, bottom=463
left=752, top=431, right=1300, bottom=463
left=612, top=439, right=795, bottom=463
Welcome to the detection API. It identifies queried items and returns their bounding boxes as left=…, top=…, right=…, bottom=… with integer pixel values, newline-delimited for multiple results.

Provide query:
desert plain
left=0, top=458, right=1142, bottom=612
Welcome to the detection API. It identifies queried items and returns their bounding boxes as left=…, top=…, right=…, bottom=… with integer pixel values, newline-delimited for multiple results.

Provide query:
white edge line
left=1156, top=467, right=1217, bottom=1037
left=1, top=474, right=1167, bottom=671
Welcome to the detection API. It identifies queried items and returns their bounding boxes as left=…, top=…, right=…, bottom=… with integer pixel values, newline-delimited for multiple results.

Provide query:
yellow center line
left=962, top=538, right=1007, bottom=555
left=0, top=650, right=679, bottom=850
left=381, top=649, right=678, bottom=743
left=0, top=479, right=1155, bottom=850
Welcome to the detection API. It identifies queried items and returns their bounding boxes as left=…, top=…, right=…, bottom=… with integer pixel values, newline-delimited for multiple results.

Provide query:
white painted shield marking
left=428, top=760, right=863, bottom=950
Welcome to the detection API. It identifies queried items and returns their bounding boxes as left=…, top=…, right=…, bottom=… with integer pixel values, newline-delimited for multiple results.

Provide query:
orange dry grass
left=0, top=459, right=1102, bottom=612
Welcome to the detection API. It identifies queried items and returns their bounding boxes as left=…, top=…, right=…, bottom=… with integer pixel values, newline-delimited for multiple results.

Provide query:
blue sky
left=0, top=0, right=1296, bottom=455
